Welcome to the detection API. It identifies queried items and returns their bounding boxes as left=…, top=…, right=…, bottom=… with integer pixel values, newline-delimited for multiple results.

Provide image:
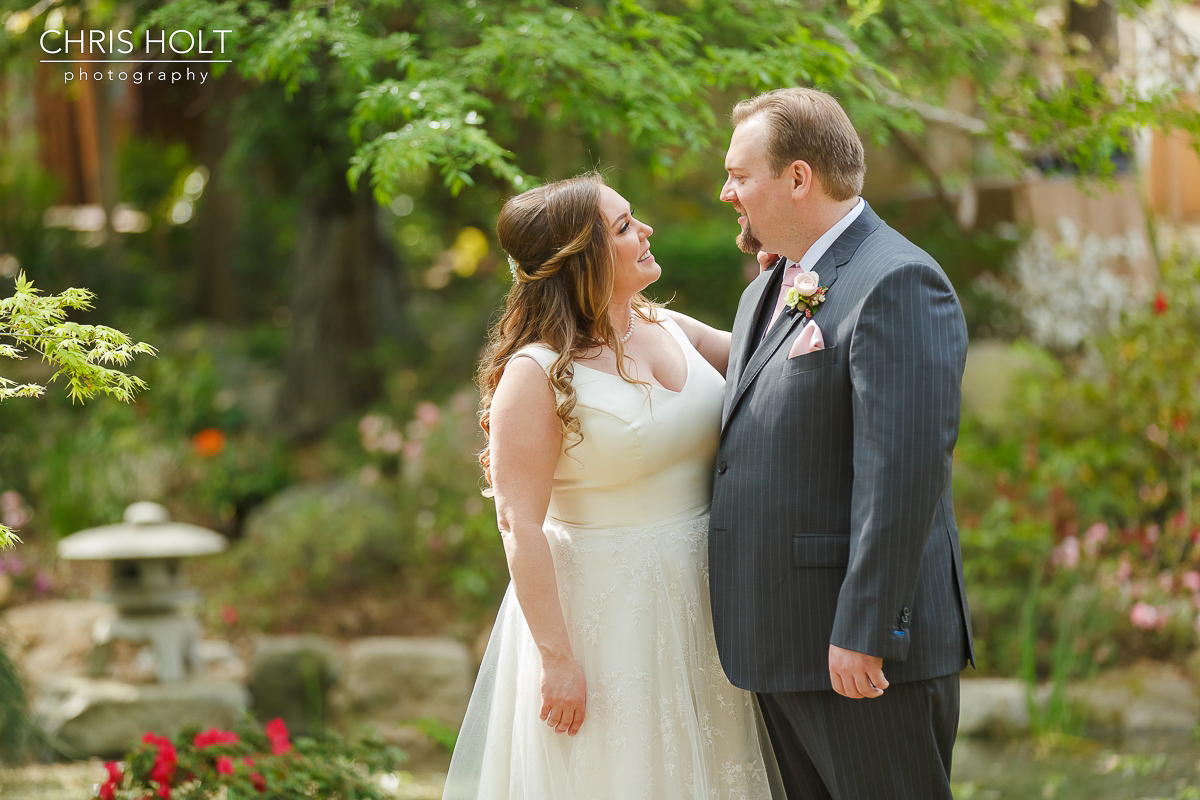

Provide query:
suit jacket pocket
left=792, top=535, right=850, bottom=567
left=782, top=344, right=839, bottom=376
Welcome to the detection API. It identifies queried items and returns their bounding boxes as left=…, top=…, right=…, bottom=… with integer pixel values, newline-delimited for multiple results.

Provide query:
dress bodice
left=512, top=313, right=725, bottom=529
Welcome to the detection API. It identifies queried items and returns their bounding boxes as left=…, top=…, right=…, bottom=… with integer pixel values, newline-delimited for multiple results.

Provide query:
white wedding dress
left=443, top=314, right=780, bottom=800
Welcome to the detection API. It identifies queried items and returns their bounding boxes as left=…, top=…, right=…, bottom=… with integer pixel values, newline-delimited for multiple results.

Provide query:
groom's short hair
left=731, top=88, right=865, bottom=201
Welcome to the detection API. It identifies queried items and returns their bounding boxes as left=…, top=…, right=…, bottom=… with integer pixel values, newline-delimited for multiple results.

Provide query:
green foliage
left=0, top=274, right=156, bottom=547
left=99, top=716, right=406, bottom=800
left=0, top=274, right=156, bottom=404
left=136, top=0, right=1197, bottom=205
left=957, top=254, right=1200, bottom=687
left=645, top=217, right=750, bottom=325
left=0, top=322, right=291, bottom=551
left=414, top=716, right=457, bottom=754
left=0, top=635, right=29, bottom=765
left=201, top=388, right=505, bottom=634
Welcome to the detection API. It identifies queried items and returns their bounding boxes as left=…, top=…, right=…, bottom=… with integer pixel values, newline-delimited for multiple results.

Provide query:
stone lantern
left=58, top=501, right=227, bottom=682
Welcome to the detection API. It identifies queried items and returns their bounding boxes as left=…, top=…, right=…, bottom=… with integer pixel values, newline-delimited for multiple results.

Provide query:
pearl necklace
left=619, top=312, right=636, bottom=344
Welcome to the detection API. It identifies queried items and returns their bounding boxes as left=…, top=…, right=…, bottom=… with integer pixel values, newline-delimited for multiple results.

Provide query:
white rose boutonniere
left=784, top=270, right=828, bottom=319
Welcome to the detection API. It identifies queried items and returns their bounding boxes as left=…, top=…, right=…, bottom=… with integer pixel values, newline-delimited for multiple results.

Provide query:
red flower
left=141, top=735, right=177, bottom=792
left=243, top=757, right=266, bottom=793
left=156, top=783, right=170, bottom=800
left=221, top=605, right=239, bottom=627
left=193, top=728, right=240, bottom=748
left=265, top=717, right=292, bottom=755
left=1154, top=291, right=1168, bottom=314
left=97, top=761, right=122, bottom=800
left=216, top=756, right=234, bottom=775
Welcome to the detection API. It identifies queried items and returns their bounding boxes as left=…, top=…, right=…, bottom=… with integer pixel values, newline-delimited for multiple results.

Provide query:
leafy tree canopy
left=122, top=0, right=1200, bottom=200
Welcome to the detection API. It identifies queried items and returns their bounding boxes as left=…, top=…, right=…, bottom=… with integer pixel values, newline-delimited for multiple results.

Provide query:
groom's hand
left=829, top=644, right=889, bottom=699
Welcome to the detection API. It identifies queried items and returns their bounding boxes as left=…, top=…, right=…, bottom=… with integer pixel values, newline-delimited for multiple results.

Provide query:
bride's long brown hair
left=477, top=172, right=657, bottom=484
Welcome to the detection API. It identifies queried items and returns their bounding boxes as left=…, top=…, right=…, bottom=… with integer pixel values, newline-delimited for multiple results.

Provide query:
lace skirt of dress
left=442, top=515, right=783, bottom=800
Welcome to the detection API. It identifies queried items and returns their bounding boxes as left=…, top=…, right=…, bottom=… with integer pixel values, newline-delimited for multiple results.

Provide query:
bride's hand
left=539, top=654, right=586, bottom=736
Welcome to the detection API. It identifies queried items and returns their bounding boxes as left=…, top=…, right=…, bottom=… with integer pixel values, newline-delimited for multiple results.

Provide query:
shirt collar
left=788, top=197, right=865, bottom=273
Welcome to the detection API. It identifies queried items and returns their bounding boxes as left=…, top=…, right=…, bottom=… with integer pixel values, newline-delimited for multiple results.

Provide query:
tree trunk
left=1067, top=0, right=1118, bottom=70
left=275, top=182, right=411, bottom=440
left=193, top=72, right=244, bottom=322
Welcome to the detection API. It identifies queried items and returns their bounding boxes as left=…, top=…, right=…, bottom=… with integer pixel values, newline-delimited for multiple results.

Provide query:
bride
left=442, top=172, right=781, bottom=799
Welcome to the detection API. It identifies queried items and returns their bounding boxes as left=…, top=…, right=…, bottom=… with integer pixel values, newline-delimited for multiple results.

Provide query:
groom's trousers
left=756, top=672, right=960, bottom=800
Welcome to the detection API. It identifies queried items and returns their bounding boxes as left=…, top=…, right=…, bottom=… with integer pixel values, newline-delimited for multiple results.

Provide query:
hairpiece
left=506, top=255, right=519, bottom=282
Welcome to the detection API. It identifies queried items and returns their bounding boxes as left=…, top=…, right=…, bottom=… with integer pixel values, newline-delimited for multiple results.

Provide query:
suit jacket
left=709, top=202, right=974, bottom=693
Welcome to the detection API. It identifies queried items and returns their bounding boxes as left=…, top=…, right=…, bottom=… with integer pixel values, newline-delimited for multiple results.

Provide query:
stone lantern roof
left=58, top=502, right=227, bottom=560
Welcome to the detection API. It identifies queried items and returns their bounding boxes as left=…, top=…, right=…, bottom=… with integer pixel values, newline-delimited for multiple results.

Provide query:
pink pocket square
left=788, top=320, right=824, bottom=358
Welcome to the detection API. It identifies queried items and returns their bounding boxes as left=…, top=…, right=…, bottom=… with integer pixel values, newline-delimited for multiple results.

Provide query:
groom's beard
left=736, top=226, right=762, bottom=255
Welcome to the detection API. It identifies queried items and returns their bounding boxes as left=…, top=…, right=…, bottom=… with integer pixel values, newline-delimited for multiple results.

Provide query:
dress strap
left=509, top=344, right=568, bottom=403
left=510, top=343, right=559, bottom=373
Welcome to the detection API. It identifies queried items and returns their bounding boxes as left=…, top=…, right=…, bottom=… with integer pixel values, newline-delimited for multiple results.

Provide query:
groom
left=709, top=87, right=974, bottom=799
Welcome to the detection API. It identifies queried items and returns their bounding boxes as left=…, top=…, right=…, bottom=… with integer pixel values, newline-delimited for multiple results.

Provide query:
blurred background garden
left=1, top=0, right=1200, bottom=797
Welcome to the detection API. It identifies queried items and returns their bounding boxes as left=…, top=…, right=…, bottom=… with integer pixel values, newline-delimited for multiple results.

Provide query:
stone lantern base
left=34, top=675, right=250, bottom=758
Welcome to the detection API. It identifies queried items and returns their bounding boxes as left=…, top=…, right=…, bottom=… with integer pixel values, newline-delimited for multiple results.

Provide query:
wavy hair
left=477, top=172, right=656, bottom=484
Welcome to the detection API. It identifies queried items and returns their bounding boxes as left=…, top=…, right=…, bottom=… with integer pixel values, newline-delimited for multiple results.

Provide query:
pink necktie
left=765, top=264, right=802, bottom=336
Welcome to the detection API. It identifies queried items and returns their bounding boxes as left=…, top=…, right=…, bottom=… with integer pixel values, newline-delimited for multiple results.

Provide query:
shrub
left=957, top=252, right=1200, bottom=682
left=95, top=717, right=405, bottom=800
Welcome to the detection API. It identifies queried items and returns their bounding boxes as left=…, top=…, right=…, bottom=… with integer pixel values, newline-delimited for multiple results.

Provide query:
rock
left=331, top=636, right=471, bottom=731
left=33, top=675, right=249, bottom=758
left=246, top=635, right=339, bottom=736
left=195, top=639, right=247, bottom=684
left=958, top=677, right=1031, bottom=738
left=1, top=601, right=114, bottom=687
left=1185, top=648, right=1200, bottom=686
left=1069, top=661, right=1200, bottom=734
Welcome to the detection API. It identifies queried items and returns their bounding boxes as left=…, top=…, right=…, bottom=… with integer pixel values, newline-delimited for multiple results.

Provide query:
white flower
left=793, top=270, right=821, bottom=297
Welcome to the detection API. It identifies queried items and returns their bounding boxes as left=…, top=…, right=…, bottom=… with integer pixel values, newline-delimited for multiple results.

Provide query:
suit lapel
left=721, top=203, right=881, bottom=433
left=726, top=256, right=785, bottom=391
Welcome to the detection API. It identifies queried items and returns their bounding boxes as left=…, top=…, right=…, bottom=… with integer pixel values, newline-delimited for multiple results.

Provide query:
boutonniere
left=783, top=270, right=828, bottom=319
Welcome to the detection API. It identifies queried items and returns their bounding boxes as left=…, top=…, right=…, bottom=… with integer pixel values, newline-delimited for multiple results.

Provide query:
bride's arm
left=663, top=309, right=732, bottom=377
left=489, top=355, right=585, bottom=736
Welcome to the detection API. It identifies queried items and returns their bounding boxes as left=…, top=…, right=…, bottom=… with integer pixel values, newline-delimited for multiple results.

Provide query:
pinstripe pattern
left=709, top=201, right=974, bottom=694
left=758, top=674, right=960, bottom=800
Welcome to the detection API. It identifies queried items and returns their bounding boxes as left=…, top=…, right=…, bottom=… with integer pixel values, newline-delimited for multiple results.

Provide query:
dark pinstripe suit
left=709, top=203, right=973, bottom=799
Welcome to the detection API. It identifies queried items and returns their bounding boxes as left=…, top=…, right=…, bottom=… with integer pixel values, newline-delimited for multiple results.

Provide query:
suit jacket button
left=717, top=462, right=728, bottom=474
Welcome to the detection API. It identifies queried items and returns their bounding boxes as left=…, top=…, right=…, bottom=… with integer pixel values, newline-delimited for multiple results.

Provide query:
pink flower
left=1158, top=571, right=1175, bottom=593
left=1154, top=291, right=1168, bottom=314
left=1183, top=571, right=1200, bottom=593
left=380, top=430, right=404, bottom=454
left=1083, top=522, right=1108, bottom=552
left=0, top=491, right=29, bottom=529
left=216, top=756, right=234, bottom=775
left=1051, top=536, right=1080, bottom=569
left=792, top=270, right=821, bottom=298
left=1116, top=553, right=1132, bottom=584
left=416, top=401, right=442, bottom=428
left=1130, top=601, right=1165, bottom=630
